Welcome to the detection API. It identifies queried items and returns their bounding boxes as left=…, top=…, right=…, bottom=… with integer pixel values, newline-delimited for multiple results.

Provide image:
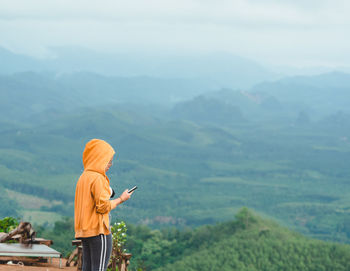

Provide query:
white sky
left=0, top=0, right=349, bottom=67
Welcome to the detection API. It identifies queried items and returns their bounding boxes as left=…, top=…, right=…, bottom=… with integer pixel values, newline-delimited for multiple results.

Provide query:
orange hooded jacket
left=74, top=139, right=115, bottom=238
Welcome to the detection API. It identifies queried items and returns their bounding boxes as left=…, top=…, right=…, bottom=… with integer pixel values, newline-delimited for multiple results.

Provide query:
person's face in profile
left=105, top=156, right=114, bottom=172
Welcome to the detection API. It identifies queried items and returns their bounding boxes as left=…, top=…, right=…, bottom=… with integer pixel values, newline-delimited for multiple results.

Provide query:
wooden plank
left=0, top=256, right=43, bottom=263
left=28, top=238, right=53, bottom=246
left=66, top=247, right=78, bottom=267
left=77, top=246, right=82, bottom=270
left=72, top=240, right=82, bottom=246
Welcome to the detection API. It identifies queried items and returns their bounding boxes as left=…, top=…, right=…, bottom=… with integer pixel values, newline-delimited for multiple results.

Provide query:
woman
left=74, top=139, right=133, bottom=271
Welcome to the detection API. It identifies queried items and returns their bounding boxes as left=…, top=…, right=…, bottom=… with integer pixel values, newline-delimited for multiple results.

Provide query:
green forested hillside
left=0, top=103, right=350, bottom=244
left=150, top=208, right=350, bottom=271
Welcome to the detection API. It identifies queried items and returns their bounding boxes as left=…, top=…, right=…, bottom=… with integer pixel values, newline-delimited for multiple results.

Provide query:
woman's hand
left=111, top=189, right=134, bottom=210
left=120, top=189, right=133, bottom=202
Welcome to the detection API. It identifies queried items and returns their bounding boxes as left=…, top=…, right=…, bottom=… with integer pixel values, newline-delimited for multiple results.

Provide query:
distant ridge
left=253, top=71, right=350, bottom=90
left=0, top=46, right=277, bottom=88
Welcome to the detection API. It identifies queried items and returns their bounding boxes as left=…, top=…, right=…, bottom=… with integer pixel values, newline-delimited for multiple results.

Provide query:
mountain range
left=0, top=46, right=279, bottom=88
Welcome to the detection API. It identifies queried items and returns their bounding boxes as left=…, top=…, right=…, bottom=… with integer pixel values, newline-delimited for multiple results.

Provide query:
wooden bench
left=66, top=240, right=82, bottom=270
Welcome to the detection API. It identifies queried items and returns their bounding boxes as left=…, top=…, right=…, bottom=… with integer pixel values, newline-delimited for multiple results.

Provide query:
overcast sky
left=1, top=0, right=349, bottom=68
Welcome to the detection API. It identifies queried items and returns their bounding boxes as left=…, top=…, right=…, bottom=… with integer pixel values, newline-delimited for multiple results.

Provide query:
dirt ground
left=0, top=258, right=76, bottom=271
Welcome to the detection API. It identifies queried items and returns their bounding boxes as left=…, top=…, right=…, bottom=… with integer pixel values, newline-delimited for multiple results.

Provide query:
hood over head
left=83, top=139, right=115, bottom=174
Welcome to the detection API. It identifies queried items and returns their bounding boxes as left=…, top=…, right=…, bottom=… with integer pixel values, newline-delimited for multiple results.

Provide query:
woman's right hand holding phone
left=119, top=189, right=132, bottom=203
left=111, top=189, right=133, bottom=210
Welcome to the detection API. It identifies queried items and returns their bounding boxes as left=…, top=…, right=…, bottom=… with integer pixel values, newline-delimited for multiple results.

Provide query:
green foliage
left=0, top=217, right=19, bottom=233
left=0, top=188, right=19, bottom=218
left=156, top=237, right=350, bottom=271
left=36, top=217, right=75, bottom=257
left=235, top=207, right=258, bottom=229
left=112, top=221, right=128, bottom=249
left=109, top=221, right=128, bottom=270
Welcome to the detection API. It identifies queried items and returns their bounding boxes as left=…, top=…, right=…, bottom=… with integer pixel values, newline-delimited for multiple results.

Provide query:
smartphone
left=128, top=186, right=138, bottom=193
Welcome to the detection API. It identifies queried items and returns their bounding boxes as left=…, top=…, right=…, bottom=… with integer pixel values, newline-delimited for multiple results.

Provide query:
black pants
left=81, top=234, right=112, bottom=271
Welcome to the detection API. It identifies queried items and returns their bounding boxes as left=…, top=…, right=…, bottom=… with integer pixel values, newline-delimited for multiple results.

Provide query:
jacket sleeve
left=91, top=176, right=112, bottom=214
